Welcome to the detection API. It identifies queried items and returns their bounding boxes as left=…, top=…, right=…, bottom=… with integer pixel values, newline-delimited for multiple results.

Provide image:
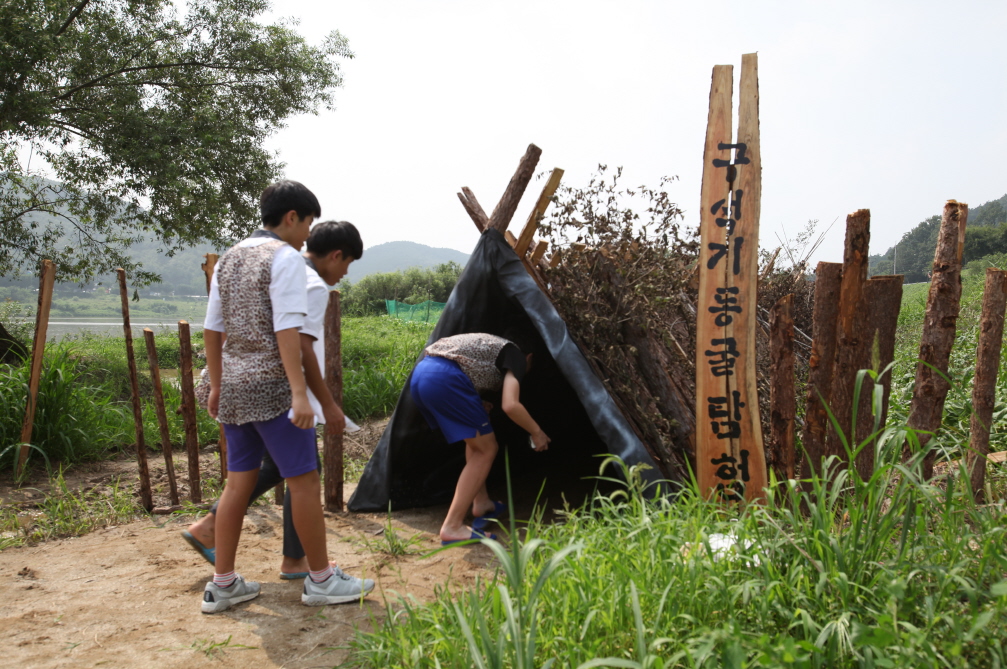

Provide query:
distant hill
left=344, top=241, right=469, bottom=282
left=869, top=194, right=1007, bottom=282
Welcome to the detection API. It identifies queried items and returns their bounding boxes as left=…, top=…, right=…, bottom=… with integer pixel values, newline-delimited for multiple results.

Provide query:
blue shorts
left=223, top=411, right=318, bottom=478
left=410, top=356, right=493, bottom=444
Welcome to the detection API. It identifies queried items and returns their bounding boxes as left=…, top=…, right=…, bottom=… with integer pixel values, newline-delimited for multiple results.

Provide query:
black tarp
left=347, top=229, right=675, bottom=512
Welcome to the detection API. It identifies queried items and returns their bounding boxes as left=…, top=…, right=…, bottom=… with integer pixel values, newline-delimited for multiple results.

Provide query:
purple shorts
left=223, top=411, right=318, bottom=478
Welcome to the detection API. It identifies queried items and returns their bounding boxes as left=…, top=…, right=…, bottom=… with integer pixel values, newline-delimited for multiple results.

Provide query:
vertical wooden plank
left=178, top=320, right=201, bottom=504
left=800, top=262, right=843, bottom=480
left=323, top=290, right=344, bottom=512
left=530, top=240, right=549, bottom=265
left=853, top=274, right=904, bottom=478
left=907, top=200, right=968, bottom=479
left=514, top=168, right=564, bottom=257
left=695, top=63, right=736, bottom=501
left=825, top=211, right=871, bottom=473
left=17, top=259, right=55, bottom=474
left=143, top=328, right=179, bottom=505
left=726, top=52, right=767, bottom=501
left=199, top=253, right=227, bottom=477
left=769, top=294, right=795, bottom=482
left=488, top=143, right=542, bottom=233
left=967, top=268, right=1007, bottom=502
left=117, top=269, right=153, bottom=512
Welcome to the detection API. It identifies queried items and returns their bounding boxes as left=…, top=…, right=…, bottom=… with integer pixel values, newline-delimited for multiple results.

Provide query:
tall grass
left=342, top=316, right=433, bottom=419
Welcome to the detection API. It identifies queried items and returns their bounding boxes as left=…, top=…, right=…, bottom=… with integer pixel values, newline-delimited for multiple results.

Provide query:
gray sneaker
left=201, top=575, right=261, bottom=614
left=301, top=566, right=375, bottom=606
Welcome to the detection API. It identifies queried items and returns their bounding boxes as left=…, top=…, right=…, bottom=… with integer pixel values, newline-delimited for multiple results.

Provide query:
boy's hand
left=323, top=403, right=346, bottom=433
left=530, top=429, right=551, bottom=452
left=208, top=386, right=220, bottom=419
left=290, top=393, right=315, bottom=429
left=482, top=400, right=494, bottom=414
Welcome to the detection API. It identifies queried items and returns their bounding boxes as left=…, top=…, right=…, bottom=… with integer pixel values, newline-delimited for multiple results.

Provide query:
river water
left=40, top=318, right=205, bottom=340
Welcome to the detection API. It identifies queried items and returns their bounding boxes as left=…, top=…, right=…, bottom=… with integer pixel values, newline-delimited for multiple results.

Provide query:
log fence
left=143, top=327, right=179, bottom=505
left=117, top=269, right=153, bottom=512
left=17, top=259, right=55, bottom=475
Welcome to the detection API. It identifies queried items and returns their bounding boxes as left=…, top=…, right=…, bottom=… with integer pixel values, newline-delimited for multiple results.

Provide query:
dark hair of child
left=306, top=220, right=364, bottom=260
left=260, top=180, right=322, bottom=227
left=501, top=324, right=541, bottom=356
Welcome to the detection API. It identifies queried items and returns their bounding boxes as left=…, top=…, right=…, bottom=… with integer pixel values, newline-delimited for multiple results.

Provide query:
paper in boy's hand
left=344, top=416, right=361, bottom=433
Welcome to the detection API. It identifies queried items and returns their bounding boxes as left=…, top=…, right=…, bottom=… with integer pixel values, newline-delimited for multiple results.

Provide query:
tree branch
left=55, top=0, right=92, bottom=37
left=54, top=61, right=273, bottom=101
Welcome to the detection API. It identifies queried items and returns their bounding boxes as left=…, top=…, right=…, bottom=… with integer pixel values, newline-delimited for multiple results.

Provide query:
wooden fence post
left=966, top=268, right=1007, bottom=501
left=769, top=294, right=795, bottom=482
left=178, top=320, right=201, bottom=503
left=323, top=290, right=344, bottom=512
left=825, top=210, right=871, bottom=474
left=906, top=200, right=968, bottom=479
left=800, top=262, right=843, bottom=481
left=143, top=328, right=180, bottom=505
left=201, top=253, right=227, bottom=479
left=17, top=259, right=55, bottom=474
left=853, top=275, right=904, bottom=478
left=117, top=269, right=153, bottom=512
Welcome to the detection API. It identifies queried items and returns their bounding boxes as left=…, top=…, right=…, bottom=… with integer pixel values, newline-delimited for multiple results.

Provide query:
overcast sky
left=265, top=0, right=1007, bottom=267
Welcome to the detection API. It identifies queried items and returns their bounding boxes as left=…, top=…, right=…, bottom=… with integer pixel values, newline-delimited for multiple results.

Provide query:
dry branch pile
left=540, top=168, right=815, bottom=481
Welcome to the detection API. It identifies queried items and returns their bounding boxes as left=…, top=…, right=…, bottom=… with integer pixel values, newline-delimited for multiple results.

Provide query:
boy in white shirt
left=196, top=182, right=370, bottom=613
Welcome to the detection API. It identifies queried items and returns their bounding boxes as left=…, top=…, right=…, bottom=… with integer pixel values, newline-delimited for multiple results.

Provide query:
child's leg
left=213, top=469, right=260, bottom=574
left=285, top=468, right=328, bottom=571
left=441, top=432, right=499, bottom=541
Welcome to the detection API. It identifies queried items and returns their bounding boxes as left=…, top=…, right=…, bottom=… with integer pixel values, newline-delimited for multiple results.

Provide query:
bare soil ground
left=0, top=420, right=495, bottom=668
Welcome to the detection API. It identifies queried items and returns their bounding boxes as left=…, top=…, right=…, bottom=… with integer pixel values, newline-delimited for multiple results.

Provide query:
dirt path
left=0, top=483, right=494, bottom=668
left=0, top=419, right=495, bottom=668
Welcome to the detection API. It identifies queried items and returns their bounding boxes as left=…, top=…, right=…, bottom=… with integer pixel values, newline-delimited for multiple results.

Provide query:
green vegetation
left=1, top=0, right=351, bottom=285
left=0, top=470, right=141, bottom=550
left=349, top=450, right=1007, bottom=667
left=342, top=317, right=434, bottom=418
left=341, top=262, right=463, bottom=316
left=870, top=194, right=1007, bottom=282
left=0, top=288, right=209, bottom=321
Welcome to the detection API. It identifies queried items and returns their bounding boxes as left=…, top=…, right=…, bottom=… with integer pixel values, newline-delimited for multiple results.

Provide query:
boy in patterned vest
left=199, top=182, right=372, bottom=613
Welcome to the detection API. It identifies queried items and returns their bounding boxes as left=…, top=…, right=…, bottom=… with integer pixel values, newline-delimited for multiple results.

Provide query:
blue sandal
left=441, top=529, right=497, bottom=546
left=181, top=531, right=216, bottom=565
left=472, top=501, right=506, bottom=531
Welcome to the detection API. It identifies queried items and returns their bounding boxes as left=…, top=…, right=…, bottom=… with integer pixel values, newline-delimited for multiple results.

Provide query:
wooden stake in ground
left=966, top=268, right=1007, bottom=502
left=17, top=259, right=55, bottom=474
left=825, top=210, right=871, bottom=475
left=143, top=328, right=179, bottom=505
left=178, top=320, right=201, bottom=504
left=906, top=200, right=968, bottom=479
left=201, top=253, right=227, bottom=479
left=769, top=294, right=795, bottom=482
left=323, top=290, right=344, bottom=512
left=800, top=262, right=842, bottom=480
left=117, top=269, right=153, bottom=512
left=853, top=274, right=904, bottom=478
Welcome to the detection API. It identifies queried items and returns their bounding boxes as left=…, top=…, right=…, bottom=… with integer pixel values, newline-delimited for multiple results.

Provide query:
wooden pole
left=769, top=294, right=795, bottom=482
left=117, top=269, right=153, bottom=512
left=853, top=274, right=904, bottom=478
left=457, top=187, right=489, bottom=232
left=178, top=320, right=201, bottom=503
left=201, top=253, right=227, bottom=479
left=906, top=200, right=968, bottom=479
left=323, top=290, right=344, bottom=512
left=16, top=259, right=55, bottom=474
left=800, top=262, right=843, bottom=480
left=825, top=210, right=871, bottom=474
left=725, top=52, right=767, bottom=500
left=143, top=328, right=180, bottom=505
left=488, top=143, right=542, bottom=233
left=530, top=240, right=549, bottom=266
left=514, top=168, right=564, bottom=257
left=966, top=268, right=1007, bottom=502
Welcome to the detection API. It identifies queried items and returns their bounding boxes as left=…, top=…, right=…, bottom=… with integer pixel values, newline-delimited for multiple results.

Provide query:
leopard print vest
left=425, top=333, right=511, bottom=392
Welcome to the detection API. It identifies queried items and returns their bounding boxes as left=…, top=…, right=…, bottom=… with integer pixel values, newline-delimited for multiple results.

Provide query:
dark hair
left=306, top=220, right=364, bottom=260
left=260, top=180, right=321, bottom=227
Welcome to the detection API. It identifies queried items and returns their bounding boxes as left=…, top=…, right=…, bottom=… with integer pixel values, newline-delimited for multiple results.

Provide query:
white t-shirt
left=303, top=262, right=329, bottom=423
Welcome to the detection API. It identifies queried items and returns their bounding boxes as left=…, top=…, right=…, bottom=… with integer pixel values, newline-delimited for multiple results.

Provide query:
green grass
left=343, top=316, right=434, bottom=419
left=0, top=288, right=210, bottom=322
left=0, top=469, right=141, bottom=549
left=349, top=447, right=1007, bottom=668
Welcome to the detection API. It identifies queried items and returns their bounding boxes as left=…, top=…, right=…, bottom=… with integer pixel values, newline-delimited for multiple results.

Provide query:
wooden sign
left=695, top=53, right=768, bottom=502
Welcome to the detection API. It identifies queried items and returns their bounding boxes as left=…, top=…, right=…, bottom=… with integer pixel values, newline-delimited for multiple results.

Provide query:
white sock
left=309, top=565, right=333, bottom=583
left=213, top=571, right=236, bottom=588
